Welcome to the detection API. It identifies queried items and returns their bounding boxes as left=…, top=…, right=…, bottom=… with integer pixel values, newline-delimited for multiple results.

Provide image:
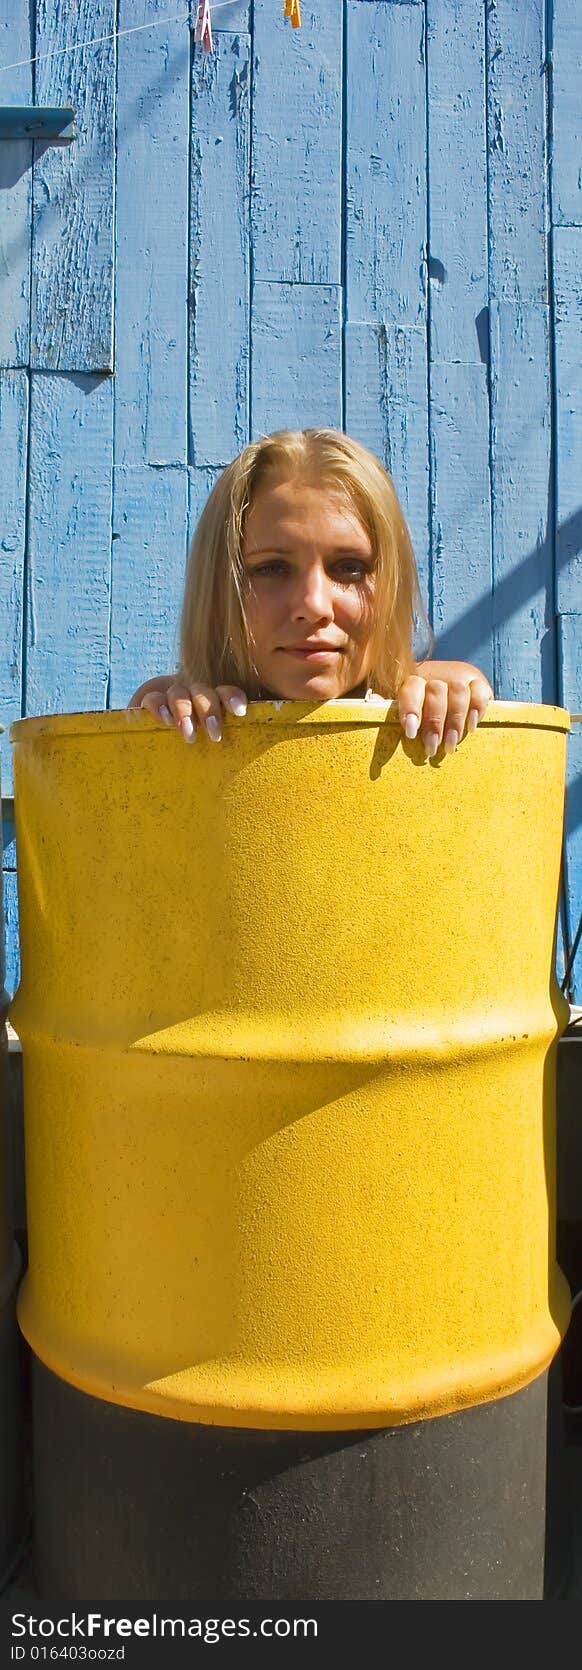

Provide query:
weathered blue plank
left=554, top=889, right=569, bottom=995
left=425, top=0, right=492, bottom=681
left=559, top=615, right=582, bottom=1005
left=0, top=791, right=16, bottom=996
left=426, top=0, right=488, bottom=365
left=1, top=868, right=20, bottom=1000
left=0, top=370, right=27, bottom=794
left=109, top=467, right=188, bottom=707
left=251, top=282, right=341, bottom=434
left=115, top=464, right=225, bottom=688
left=346, top=0, right=426, bottom=327
left=1, top=803, right=15, bottom=871
left=111, top=5, right=190, bottom=705
left=559, top=616, right=582, bottom=730
left=24, top=373, right=113, bottom=718
left=0, top=2, right=33, bottom=367
left=252, top=0, right=342, bottom=284
left=344, top=2, right=429, bottom=623
left=553, top=228, right=582, bottom=615
left=429, top=361, right=493, bottom=682
left=486, top=0, right=548, bottom=307
left=550, top=119, right=577, bottom=1010
left=563, top=742, right=582, bottom=1007
left=345, top=321, right=430, bottom=611
left=489, top=301, right=553, bottom=702
left=188, top=465, right=225, bottom=558
left=0, top=794, right=17, bottom=999
left=485, top=0, right=553, bottom=705
left=208, top=0, right=250, bottom=31
left=551, top=0, right=582, bottom=228
left=31, top=0, right=115, bottom=371
left=115, top=1, right=190, bottom=467
left=189, top=33, right=250, bottom=467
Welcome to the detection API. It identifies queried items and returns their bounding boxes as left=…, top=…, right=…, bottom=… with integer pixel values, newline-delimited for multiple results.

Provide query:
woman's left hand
left=397, top=661, right=493, bottom=757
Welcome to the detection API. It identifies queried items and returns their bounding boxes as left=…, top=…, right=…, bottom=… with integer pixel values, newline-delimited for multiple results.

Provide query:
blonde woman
left=129, top=428, right=492, bottom=751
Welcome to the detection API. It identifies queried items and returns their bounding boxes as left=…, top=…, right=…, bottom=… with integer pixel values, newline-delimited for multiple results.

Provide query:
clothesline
left=195, top=0, right=300, bottom=53
left=0, top=0, right=301, bottom=77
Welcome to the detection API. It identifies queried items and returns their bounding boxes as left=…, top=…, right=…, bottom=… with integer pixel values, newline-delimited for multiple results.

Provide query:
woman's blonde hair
left=179, top=428, right=432, bottom=696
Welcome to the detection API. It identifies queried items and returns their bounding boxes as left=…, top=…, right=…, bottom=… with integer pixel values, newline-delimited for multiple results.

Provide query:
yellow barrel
left=11, top=700, right=571, bottom=1434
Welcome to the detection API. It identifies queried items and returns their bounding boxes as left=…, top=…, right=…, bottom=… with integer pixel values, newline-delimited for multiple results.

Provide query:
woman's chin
left=255, top=660, right=363, bottom=702
left=266, top=676, right=348, bottom=702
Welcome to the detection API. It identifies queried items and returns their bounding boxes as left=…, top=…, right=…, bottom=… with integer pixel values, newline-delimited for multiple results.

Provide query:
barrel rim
left=8, top=699, right=572, bottom=741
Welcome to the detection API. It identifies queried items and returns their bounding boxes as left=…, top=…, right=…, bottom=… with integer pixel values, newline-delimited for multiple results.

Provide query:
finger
left=420, top=679, right=449, bottom=757
left=398, top=675, right=427, bottom=741
left=164, top=683, right=196, bottom=742
left=466, top=676, right=493, bottom=733
left=139, top=690, right=175, bottom=728
left=189, top=685, right=225, bottom=743
left=128, top=675, right=175, bottom=709
left=442, top=680, right=472, bottom=755
left=215, top=684, right=248, bottom=718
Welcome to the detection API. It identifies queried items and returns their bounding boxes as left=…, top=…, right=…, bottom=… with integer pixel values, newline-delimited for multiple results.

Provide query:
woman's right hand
left=127, top=676, right=248, bottom=743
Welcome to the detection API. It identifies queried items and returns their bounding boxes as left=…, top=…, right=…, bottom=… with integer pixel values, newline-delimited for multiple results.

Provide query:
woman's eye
left=333, top=561, right=370, bottom=581
left=247, top=559, right=372, bottom=581
left=249, top=562, right=287, bottom=578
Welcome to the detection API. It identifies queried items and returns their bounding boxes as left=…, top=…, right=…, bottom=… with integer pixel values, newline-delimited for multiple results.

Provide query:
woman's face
left=242, top=475, right=376, bottom=699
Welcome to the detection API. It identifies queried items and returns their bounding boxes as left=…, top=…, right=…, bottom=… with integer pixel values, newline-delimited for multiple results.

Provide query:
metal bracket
left=0, top=107, right=76, bottom=141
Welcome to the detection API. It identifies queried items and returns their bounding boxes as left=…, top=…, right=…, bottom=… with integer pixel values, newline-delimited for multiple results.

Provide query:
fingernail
left=228, top=697, right=247, bottom=717
left=180, top=717, right=195, bottom=743
left=444, top=728, right=459, bottom=755
left=404, top=713, right=420, bottom=740
left=467, top=708, right=479, bottom=732
left=160, top=704, right=173, bottom=728
left=205, top=715, right=222, bottom=742
left=424, top=731, right=440, bottom=759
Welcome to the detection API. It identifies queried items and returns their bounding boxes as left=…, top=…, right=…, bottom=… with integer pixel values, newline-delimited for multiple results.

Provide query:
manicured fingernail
left=424, top=731, right=440, bottom=759
left=404, top=713, right=420, bottom=740
left=467, top=708, right=479, bottom=732
left=444, top=728, right=459, bottom=755
left=205, top=715, right=222, bottom=742
left=180, top=717, right=195, bottom=743
left=160, top=704, right=173, bottom=727
left=228, top=697, right=247, bottom=717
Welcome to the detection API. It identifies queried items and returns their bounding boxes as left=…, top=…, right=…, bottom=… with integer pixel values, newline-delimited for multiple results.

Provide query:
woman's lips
left=278, top=646, right=343, bottom=660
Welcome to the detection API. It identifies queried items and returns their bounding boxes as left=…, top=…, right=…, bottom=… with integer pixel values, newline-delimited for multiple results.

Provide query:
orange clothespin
left=194, top=0, right=213, bottom=53
left=284, top=0, right=301, bottom=27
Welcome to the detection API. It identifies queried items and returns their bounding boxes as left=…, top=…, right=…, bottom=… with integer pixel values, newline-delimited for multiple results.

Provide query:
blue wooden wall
left=0, top=0, right=580, bottom=999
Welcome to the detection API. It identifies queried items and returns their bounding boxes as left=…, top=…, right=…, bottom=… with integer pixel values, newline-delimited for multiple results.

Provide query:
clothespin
left=194, top=0, right=213, bottom=53
left=284, top=0, right=301, bottom=28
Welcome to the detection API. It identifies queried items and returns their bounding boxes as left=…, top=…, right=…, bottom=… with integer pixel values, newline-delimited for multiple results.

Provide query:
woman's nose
left=291, top=563, right=334, bottom=621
